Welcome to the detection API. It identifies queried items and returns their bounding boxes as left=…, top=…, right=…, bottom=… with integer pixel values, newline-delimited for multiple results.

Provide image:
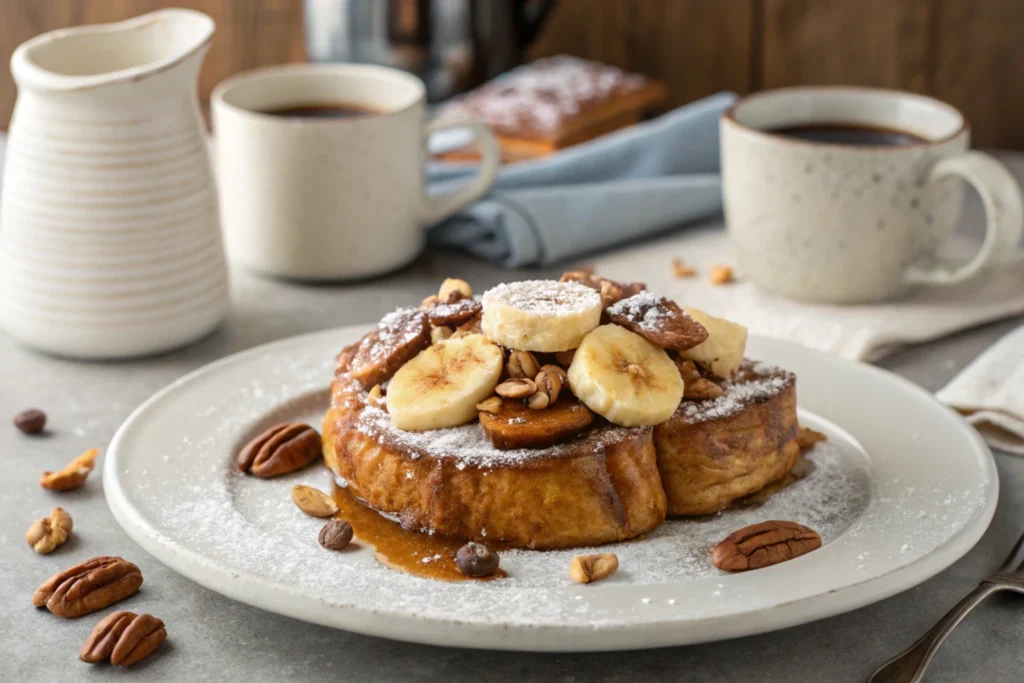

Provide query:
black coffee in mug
left=768, top=123, right=926, bottom=146
left=262, top=103, right=381, bottom=119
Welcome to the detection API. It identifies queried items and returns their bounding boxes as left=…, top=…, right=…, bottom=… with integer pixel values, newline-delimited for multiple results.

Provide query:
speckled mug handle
left=905, top=151, right=1024, bottom=285
left=420, top=119, right=501, bottom=226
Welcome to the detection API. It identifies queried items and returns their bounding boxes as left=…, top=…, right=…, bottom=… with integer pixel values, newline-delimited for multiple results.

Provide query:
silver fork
left=868, top=530, right=1024, bottom=683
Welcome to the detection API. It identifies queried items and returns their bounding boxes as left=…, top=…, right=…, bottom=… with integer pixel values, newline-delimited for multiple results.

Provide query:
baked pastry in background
left=437, top=55, right=668, bottom=162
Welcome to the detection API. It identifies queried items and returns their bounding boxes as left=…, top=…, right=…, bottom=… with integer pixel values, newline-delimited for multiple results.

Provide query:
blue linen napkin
left=427, top=91, right=736, bottom=268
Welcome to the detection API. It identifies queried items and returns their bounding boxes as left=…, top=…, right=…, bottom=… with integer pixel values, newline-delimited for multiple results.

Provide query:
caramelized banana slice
left=480, top=396, right=594, bottom=450
left=347, top=308, right=431, bottom=389
left=606, top=292, right=708, bottom=351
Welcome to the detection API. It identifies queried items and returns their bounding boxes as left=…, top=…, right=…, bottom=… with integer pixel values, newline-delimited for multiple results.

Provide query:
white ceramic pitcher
left=0, top=9, right=228, bottom=359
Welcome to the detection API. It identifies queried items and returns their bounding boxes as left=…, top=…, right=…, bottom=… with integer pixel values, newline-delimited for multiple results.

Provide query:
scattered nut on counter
left=33, top=556, right=143, bottom=618
left=80, top=610, right=167, bottom=666
left=671, top=258, right=697, bottom=278
left=26, top=507, right=73, bottom=554
left=709, top=264, right=734, bottom=285
left=14, top=408, right=47, bottom=434
left=570, top=553, right=619, bottom=584
left=40, top=448, right=100, bottom=492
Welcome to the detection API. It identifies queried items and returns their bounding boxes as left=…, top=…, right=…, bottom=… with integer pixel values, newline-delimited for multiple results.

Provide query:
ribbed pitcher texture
left=0, top=9, right=228, bottom=359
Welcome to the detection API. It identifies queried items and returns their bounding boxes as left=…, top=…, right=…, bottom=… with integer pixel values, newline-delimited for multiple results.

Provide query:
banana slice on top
left=386, top=334, right=503, bottom=431
left=568, top=324, right=684, bottom=427
left=678, top=307, right=748, bottom=379
left=481, top=280, right=602, bottom=352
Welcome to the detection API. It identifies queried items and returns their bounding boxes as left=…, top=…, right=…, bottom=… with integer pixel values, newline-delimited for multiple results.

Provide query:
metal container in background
left=304, top=0, right=554, bottom=102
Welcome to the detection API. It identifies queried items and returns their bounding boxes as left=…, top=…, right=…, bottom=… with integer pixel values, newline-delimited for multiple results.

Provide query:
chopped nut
left=539, top=364, right=568, bottom=383
left=476, top=396, right=503, bottom=414
left=569, top=553, right=619, bottom=584
left=431, top=326, right=453, bottom=344
left=34, top=556, right=143, bottom=618
left=709, top=264, right=734, bottom=285
left=40, top=448, right=100, bottom=491
left=236, top=423, right=321, bottom=478
left=527, top=392, right=550, bottom=410
left=535, top=369, right=562, bottom=404
left=599, top=280, right=624, bottom=307
left=455, top=542, right=500, bottom=577
left=421, top=294, right=441, bottom=309
left=26, top=507, right=73, bottom=554
left=797, top=427, right=828, bottom=451
left=495, top=378, right=536, bottom=399
left=554, top=349, right=576, bottom=367
left=318, top=519, right=354, bottom=550
left=671, top=258, right=697, bottom=278
left=14, top=408, right=47, bottom=434
left=451, top=313, right=483, bottom=338
left=438, top=278, right=472, bottom=303
left=675, top=359, right=726, bottom=400
left=290, top=485, right=338, bottom=518
left=80, top=611, right=166, bottom=667
left=367, top=385, right=386, bottom=409
left=507, top=350, right=540, bottom=379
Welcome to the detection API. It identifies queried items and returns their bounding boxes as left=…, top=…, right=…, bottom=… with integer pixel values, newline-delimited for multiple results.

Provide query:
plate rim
left=103, top=326, right=999, bottom=651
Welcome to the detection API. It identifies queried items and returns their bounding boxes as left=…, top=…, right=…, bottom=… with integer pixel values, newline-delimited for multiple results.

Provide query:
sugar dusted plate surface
left=104, top=326, right=997, bottom=651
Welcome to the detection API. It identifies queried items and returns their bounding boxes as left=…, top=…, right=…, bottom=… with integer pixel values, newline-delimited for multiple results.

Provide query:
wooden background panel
left=930, top=0, right=1024, bottom=148
left=760, top=0, right=933, bottom=92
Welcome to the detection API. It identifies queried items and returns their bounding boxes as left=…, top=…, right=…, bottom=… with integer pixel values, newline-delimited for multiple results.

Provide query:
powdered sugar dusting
left=483, top=280, right=600, bottom=317
left=606, top=291, right=686, bottom=335
left=679, top=362, right=793, bottom=424
left=441, top=55, right=650, bottom=134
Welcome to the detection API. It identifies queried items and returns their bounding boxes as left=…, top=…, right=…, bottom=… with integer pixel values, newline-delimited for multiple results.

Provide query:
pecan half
left=40, top=448, right=100, bottom=492
left=569, top=553, right=619, bottom=584
left=26, top=507, right=73, bottom=554
left=80, top=610, right=136, bottom=663
left=81, top=611, right=167, bottom=666
left=236, top=423, right=321, bottom=478
left=34, top=556, right=143, bottom=618
left=606, top=293, right=709, bottom=351
left=712, top=521, right=822, bottom=572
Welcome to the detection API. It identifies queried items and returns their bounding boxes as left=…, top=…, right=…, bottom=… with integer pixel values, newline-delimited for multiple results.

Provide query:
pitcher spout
left=10, top=8, right=214, bottom=92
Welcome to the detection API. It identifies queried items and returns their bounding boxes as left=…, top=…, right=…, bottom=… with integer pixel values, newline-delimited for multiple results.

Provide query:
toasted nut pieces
left=712, top=520, right=822, bottom=572
left=14, top=408, right=47, bottom=434
left=236, top=423, right=321, bottom=478
left=290, top=485, right=339, bottom=518
left=570, top=553, right=619, bottom=584
left=26, top=507, right=73, bottom=554
left=527, top=392, right=550, bottom=410
left=495, top=378, right=536, bottom=399
left=455, top=542, right=500, bottom=577
left=797, top=426, right=828, bottom=450
left=40, top=448, right=100, bottom=492
left=507, top=350, right=541, bottom=379
left=475, top=396, right=503, bottom=414
left=80, top=611, right=166, bottom=667
left=421, top=294, right=441, bottom=309
left=367, top=385, right=387, bottom=409
left=318, top=519, right=354, bottom=550
left=439, top=278, right=472, bottom=302
left=671, top=258, right=697, bottom=278
left=431, top=326, right=453, bottom=344
left=709, top=264, right=734, bottom=285
left=535, top=369, right=563, bottom=404
left=34, top=556, right=143, bottom=618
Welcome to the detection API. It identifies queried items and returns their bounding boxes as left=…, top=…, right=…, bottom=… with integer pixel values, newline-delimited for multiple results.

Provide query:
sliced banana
left=678, top=308, right=748, bottom=379
left=481, top=280, right=602, bottom=352
left=568, top=324, right=683, bottom=427
left=386, top=334, right=503, bottom=431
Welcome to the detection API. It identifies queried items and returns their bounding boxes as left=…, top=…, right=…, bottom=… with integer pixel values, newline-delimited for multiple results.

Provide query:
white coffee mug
left=721, top=87, right=1023, bottom=303
left=212, top=64, right=499, bottom=280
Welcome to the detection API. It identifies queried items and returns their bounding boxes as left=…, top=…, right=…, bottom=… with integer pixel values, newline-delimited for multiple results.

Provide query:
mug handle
left=904, top=151, right=1024, bottom=285
left=420, top=119, right=501, bottom=226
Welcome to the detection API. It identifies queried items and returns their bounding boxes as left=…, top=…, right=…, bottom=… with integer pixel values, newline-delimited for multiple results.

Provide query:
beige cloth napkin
left=936, top=325, right=1024, bottom=454
left=592, top=224, right=1024, bottom=362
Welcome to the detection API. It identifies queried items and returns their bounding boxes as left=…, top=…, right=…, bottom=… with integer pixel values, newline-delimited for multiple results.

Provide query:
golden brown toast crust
left=654, top=362, right=800, bottom=516
left=322, top=377, right=667, bottom=549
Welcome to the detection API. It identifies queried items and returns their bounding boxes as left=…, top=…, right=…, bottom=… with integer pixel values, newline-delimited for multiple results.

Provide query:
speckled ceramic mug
left=213, top=64, right=499, bottom=280
left=721, top=87, right=1023, bottom=303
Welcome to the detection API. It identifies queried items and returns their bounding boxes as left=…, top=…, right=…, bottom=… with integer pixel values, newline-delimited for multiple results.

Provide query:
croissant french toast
left=322, top=275, right=801, bottom=549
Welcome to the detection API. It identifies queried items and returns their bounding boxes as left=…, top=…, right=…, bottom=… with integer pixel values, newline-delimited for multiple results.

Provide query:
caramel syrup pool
left=331, top=483, right=506, bottom=581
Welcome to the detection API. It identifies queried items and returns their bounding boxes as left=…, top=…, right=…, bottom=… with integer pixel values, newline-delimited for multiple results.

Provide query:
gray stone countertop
left=2, top=151, right=1023, bottom=682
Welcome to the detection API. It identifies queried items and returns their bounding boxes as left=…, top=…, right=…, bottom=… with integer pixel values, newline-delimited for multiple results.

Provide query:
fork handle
left=867, top=582, right=1002, bottom=683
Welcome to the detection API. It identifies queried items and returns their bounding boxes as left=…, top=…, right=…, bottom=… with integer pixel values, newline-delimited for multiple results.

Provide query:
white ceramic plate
left=104, top=326, right=997, bottom=652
